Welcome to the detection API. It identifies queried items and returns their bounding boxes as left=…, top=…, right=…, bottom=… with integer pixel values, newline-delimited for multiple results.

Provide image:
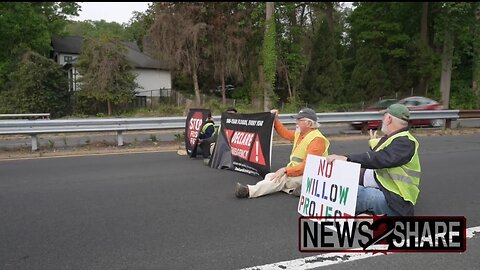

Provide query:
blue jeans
left=356, top=185, right=400, bottom=216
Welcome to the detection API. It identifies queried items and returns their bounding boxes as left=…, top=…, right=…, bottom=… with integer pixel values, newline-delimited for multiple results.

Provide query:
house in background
left=51, top=36, right=172, bottom=105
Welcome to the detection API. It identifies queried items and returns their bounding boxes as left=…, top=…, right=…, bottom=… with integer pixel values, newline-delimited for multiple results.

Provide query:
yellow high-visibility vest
left=200, top=122, right=214, bottom=135
left=369, top=131, right=421, bottom=204
left=287, top=129, right=329, bottom=167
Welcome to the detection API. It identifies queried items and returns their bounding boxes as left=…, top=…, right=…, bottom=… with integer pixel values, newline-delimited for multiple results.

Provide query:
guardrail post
left=361, top=122, right=368, bottom=135
left=117, top=131, right=124, bottom=146
left=445, top=119, right=452, bottom=129
left=31, top=135, right=38, bottom=151
left=445, top=119, right=452, bottom=130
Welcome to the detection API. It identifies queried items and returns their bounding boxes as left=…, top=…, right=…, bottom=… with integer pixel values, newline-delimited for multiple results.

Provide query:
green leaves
left=0, top=2, right=80, bottom=91
left=262, top=17, right=277, bottom=88
left=75, top=37, right=137, bottom=114
left=0, top=51, right=70, bottom=117
left=302, top=20, right=344, bottom=104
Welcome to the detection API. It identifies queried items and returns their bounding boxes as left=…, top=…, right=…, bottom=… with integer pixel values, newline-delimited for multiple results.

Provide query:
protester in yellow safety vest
left=191, top=112, right=215, bottom=158
left=235, top=108, right=330, bottom=199
left=202, top=107, right=238, bottom=165
left=327, top=103, right=421, bottom=216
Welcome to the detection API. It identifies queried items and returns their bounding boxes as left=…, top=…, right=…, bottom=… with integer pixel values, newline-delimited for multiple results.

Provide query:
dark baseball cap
left=292, top=108, right=317, bottom=122
left=383, top=103, right=410, bottom=121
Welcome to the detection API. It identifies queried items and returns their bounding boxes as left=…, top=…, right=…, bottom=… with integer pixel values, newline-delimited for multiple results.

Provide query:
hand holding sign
left=298, top=155, right=360, bottom=219
left=326, top=154, right=347, bottom=164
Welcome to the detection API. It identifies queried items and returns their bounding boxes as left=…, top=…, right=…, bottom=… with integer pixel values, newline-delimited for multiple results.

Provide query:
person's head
left=207, top=112, right=212, bottom=119
left=293, top=108, right=320, bottom=133
left=226, top=107, right=237, bottom=113
left=381, top=103, right=410, bottom=135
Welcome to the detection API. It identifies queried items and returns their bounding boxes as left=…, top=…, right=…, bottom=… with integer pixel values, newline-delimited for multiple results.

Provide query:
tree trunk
left=263, top=2, right=274, bottom=111
left=420, top=2, right=429, bottom=45
left=192, top=69, right=201, bottom=105
left=324, top=2, right=335, bottom=33
left=107, top=100, right=112, bottom=116
left=419, top=2, right=429, bottom=96
left=473, top=3, right=480, bottom=99
left=221, top=67, right=226, bottom=105
left=266, top=2, right=274, bottom=26
left=284, top=66, right=292, bottom=99
left=263, top=82, right=271, bottom=112
left=424, top=79, right=430, bottom=97
left=440, top=29, right=454, bottom=109
left=299, top=4, right=306, bottom=27
left=253, top=65, right=264, bottom=111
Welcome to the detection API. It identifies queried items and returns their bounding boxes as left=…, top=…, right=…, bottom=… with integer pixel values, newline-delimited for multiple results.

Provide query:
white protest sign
left=297, top=154, right=360, bottom=219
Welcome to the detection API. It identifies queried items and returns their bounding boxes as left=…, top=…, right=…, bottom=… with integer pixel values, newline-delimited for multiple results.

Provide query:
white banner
left=297, top=154, right=361, bottom=219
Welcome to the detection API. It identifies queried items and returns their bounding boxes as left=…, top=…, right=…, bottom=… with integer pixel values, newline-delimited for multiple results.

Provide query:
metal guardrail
left=277, top=110, right=460, bottom=124
left=0, top=110, right=473, bottom=151
left=0, top=113, right=50, bottom=119
left=458, top=110, right=480, bottom=119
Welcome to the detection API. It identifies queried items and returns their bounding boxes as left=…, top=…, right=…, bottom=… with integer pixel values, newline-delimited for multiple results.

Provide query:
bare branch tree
left=146, top=3, right=208, bottom=105
left=206, top=2, right=246, bottom=105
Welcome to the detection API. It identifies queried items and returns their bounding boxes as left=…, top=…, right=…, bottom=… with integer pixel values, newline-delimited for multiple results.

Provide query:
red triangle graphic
left=249, top=135, right=266, bottom=165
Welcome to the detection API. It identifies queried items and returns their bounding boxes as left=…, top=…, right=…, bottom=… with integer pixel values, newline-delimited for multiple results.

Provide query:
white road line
left=240, top=225, right=480, bottom=270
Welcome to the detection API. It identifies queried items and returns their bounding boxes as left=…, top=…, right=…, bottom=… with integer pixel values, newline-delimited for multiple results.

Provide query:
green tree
left=125, top=7, right=156, bottom=51
left=75, top=37, right=138, bottom=115
left=64, top=20, right=133, bottom=40
left=302, top=20, right=344, bottom=104
left=239, top=2, right=266, bottom=110
left=204, top=2, right=246, bottom=105
left=0, top=51, right=70, bottom=117
left=349, top=46, right=390, bottom=102
left=262, top=2, right=277, bottom=110
left=0, top=2, right=79, bottom=86
left=433, top=2, right=472, bottom=109
left=275, top=2, right=308, bottom=102
left=473, top=3, right=480, bottom=105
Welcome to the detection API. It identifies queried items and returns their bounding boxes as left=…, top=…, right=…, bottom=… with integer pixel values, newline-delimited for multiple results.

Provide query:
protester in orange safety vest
left=235, top=108, right=330, bottom=199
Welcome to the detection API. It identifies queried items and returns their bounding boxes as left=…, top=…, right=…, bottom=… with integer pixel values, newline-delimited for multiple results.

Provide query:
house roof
left=52, top=36, right=83, bottom=54
left=51, top=36, right=169, bottom=71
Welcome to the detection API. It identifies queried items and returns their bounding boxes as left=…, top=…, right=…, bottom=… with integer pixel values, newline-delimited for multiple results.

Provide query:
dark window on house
left=64, top=56, right=73, bottom=63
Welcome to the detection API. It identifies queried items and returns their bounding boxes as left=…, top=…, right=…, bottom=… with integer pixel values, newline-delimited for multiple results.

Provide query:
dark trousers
left=198, top=134, right=217, bottom=158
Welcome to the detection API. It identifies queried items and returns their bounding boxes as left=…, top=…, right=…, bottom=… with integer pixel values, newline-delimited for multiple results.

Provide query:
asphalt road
left=1, top=134, right=479, bottom=269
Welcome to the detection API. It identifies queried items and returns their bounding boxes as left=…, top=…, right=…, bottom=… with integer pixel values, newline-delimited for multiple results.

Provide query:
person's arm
left=347, top=136, right=415, bottom=169
left=285, top=137, right=326, bottom=177
left=274, top=118, right=295, bottom=142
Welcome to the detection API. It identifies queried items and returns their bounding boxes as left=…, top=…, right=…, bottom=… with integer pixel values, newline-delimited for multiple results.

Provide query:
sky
left=73, top=2, right=354, bottom=25
left=73, top=2, right=152, bottom=24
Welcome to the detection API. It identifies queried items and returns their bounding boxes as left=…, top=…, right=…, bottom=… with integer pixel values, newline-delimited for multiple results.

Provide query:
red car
left=398, top=96, right=444, bottom=127
left=351, top=96, right=444, bottom=130
left=351, top=99, right=397, bottom=130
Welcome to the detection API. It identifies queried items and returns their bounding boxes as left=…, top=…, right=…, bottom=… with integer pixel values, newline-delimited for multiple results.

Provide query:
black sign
left=185, top=108, right=211, bottom=157
left=209, top=112, right=275, bottom=178
left=299, top=216, right=466, bottom=253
